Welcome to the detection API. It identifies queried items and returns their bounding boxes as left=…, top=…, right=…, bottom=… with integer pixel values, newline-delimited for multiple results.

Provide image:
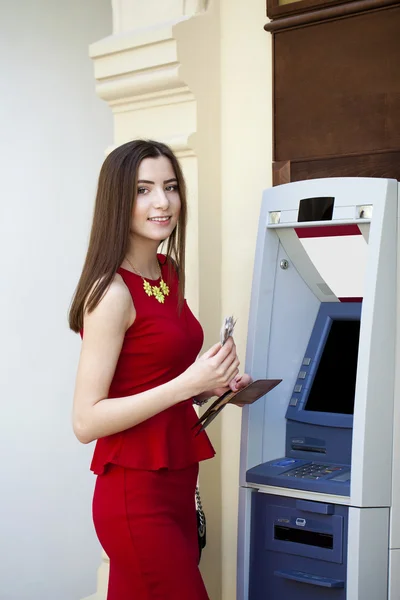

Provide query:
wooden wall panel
left=274, top=6, right=400, bottom=163
left=268, top=0, right=355, bottom=20
left=272, top=151, right=400, bottom=185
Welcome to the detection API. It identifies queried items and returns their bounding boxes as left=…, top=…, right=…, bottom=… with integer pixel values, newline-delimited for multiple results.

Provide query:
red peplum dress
left=90, top=257, right=215, bottom=600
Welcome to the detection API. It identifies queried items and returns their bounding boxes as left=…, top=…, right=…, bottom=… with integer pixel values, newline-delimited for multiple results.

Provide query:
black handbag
left=195, top=486, right=206, bottom=562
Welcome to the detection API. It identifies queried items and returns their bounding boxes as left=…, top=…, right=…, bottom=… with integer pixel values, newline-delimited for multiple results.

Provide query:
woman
left=69, top=139, right=250, bottom=600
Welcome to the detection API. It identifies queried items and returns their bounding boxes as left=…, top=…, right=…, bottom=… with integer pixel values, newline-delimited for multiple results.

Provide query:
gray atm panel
left=249, top=493, right=348, bottom=600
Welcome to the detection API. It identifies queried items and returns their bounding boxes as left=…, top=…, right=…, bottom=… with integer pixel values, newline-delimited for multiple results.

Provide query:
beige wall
left=86, top=1, right=272, bottom=598
left=175, top=5, right=224, bottom=596
left=219, top=3, right=272, bottom=597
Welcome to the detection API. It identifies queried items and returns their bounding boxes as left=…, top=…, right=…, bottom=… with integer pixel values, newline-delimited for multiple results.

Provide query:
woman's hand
left=230, top=373, right=252, bottom=392
left=213, top=373, right=253, bottom=407
left=228, top=373, right=253, bottom=407
left=182, top=337, right=240, bottom=398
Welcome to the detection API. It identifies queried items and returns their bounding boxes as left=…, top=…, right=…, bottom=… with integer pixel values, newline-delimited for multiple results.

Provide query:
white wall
left=0, top=2, right=112, bottom=599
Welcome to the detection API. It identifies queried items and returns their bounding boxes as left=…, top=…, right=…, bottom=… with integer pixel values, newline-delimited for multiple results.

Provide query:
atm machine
left=237, top=178, right=400, bottom=600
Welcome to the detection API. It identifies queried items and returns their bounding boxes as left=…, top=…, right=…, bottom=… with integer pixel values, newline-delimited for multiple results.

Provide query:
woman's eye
left=165, top=185, right=178, bottom=192
left=137, top=187, right=148, bottom=194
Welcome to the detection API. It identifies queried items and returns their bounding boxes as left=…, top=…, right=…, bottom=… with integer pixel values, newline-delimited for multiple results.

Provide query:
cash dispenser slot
left=274, top=570, right=345, bottom=588
left=274, top=524, right=333, bottom=549
left=266, top=503, right=343, bottom=563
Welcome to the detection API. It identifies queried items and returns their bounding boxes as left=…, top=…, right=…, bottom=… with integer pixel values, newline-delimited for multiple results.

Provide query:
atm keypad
left=282, top=463, right=345, bottom=480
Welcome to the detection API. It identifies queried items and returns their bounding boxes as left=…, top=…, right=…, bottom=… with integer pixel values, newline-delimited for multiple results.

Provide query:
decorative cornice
left=89, top=23, right=190, bottom=105
left=105, top=133, right=195, bottom=159
left=90, top=20, right=185, bottom=57
left=265, top=0, right=400, bottom=32
left=164, top=134, right=196, bottom=158
left=110, top=87, right=193, bottom=111
left=93, top=65, right=190, bottom=106
left=89, top=18, right=199, bottom=158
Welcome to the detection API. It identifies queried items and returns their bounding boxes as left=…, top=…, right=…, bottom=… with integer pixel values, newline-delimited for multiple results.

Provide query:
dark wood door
left=268, top=2, right=400, bottom=183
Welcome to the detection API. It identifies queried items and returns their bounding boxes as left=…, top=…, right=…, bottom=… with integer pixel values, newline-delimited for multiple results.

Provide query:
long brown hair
left=68, top=140, right=187, bottom=333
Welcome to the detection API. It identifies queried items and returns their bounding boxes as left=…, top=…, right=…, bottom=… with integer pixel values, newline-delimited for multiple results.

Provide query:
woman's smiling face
left=131, top=156, right=181, bottom=245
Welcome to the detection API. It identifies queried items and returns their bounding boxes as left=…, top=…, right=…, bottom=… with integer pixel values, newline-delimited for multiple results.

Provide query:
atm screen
left=304, top=319, right=360, bottom=415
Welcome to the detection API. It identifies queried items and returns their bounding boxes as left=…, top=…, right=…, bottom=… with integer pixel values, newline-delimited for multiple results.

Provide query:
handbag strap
left=195, top=486, right=206, bottom=532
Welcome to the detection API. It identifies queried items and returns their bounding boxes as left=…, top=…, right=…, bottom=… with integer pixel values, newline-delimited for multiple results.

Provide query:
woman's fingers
left=225, top=359, right=240, bottom=385
left=203, top=341, right=222, bottom=358
left=233, top=373, right=252, bottom=390
left=201, top=337, right=241, bottom=389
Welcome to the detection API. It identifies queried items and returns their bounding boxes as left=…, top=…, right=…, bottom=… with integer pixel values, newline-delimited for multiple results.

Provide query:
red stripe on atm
left=338, top=297, right=363, bottom=303
left=295, top=225, right=361, bottom=238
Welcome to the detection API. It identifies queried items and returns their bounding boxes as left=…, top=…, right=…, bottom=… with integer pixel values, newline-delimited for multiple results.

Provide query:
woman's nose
left=154, top=189, right=169, bottom=209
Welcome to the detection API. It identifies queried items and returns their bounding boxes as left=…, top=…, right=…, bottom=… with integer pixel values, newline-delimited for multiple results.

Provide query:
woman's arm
left=72, top=277, right=240, bottom=444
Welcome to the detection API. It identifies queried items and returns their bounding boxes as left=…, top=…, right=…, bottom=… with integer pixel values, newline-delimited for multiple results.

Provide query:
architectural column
left=83, top=1, right=223, bottom=598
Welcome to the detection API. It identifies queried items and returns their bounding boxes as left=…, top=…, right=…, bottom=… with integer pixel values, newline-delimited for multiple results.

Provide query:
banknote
left=220, top=315, right=236, bottom=346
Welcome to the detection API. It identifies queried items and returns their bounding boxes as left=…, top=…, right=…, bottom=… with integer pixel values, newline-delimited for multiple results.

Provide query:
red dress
left=90, top=257, right=215, bottom=600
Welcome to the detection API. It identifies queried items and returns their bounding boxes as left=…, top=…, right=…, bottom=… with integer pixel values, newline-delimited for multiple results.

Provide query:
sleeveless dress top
left=89, top=256, right=215, bottom=475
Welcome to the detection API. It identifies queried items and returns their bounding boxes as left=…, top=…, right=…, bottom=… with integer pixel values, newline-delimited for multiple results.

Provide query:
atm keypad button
left=298, top=371, right=306, bottom=379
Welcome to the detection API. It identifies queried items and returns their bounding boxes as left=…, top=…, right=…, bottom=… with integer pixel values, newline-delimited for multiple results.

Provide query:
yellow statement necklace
left=125, top=257, right=170, bottom=304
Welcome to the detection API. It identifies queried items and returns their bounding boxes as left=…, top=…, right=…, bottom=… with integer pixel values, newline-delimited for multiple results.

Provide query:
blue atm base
left=249, top=492, right=348, bottom=600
